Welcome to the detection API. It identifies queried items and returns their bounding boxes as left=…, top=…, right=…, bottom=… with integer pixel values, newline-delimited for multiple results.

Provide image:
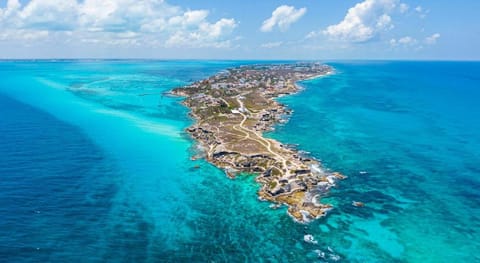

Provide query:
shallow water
left=0, top=60, right=479, bottom=262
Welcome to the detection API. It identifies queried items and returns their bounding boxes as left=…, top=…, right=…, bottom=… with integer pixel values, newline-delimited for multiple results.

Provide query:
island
left=171, top=63, right=346, bottom=223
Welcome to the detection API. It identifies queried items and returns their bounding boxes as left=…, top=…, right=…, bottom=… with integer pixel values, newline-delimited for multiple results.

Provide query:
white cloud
left=323, top=0, right=398, bottom=42
left=425, top=33, right=440, bottom=45
left=78, top=0, right=181, bottom=32
left=390, top=33, right=440, bottom=49
left=166, top=17, right=237, bottom=48
left=0, top=0, right=238, bottom=48
left=19, top=0, right=79, bottom=30
left=390, top=36, right=417, bottom=47
left=260, top=41, right=283, bottom=48
left=414, top=5, right=429, bottom=18
left=4, top=0, right=21, bottom=16
left=0, top=0, right=21, bottom=25
left=399, top=3, right=409, bottom=13
left=376, top=14, right=392, bottom=28
left=398, top=36, right=416, bottom=45
left=0, top=29, right=49, bottom=41
left=261, top=5, right=306, bottom=32
left=168, top=10, right=209, bottom=28
left=305, top=31, right=319, bottom=39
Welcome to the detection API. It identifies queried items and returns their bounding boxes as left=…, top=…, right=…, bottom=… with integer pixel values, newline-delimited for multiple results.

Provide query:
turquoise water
left=0, top=60, right=479, bottom=262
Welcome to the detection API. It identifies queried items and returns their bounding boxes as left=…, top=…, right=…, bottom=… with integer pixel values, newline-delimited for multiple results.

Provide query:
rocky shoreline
left=171, top=63, right=346, bottom=223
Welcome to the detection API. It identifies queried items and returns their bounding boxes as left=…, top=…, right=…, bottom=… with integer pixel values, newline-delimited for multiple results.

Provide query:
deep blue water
left=0, top=60, right=479, bottom=262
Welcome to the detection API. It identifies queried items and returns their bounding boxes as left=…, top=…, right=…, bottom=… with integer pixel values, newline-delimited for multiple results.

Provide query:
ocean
left=0, top=60, right=479, bottom=262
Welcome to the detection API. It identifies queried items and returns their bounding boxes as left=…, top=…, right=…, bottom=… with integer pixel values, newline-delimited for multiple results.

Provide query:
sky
left=0, top=0, right=479, bottom=60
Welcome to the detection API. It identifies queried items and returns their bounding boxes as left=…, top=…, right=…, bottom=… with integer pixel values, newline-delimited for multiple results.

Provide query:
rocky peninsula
left=171, top=63, right=346, bottom=223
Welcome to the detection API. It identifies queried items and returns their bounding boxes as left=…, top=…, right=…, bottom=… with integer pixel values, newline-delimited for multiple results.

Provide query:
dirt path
left=235, top=98, right=289, bottom=175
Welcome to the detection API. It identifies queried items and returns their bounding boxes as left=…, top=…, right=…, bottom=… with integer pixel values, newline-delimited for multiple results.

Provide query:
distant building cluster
left=185, top=63, right=331, bottom=100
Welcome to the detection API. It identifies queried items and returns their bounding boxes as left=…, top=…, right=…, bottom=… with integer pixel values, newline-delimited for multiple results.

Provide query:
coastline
left=171, top=63, right=345, bottom=223
left=302, top=70, right=335, bottom=81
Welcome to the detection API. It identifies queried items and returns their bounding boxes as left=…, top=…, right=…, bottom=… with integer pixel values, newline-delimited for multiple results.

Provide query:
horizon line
left=0, top=58, right=479, bottom=62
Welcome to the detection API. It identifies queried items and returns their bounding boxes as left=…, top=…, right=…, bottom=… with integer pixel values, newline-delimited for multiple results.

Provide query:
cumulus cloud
left=390, top=36, right=417, bottom=47
left=398, top=36, right=416, bottom=45
left=78, top=0, right=177, bottom=32
left=391, top=33, right=440, bottom=49
left=0, top=0, right=21, bottom=24
left=0, top=0, right=238, bottom=48
left=425, top=33, right=440, bottom=44
left=323, top=0, right=399, bottom=42
left=261, top=5, right=306, bottom=32
left=19, top=0, right=79, bottom=30
left=166, top=17, right=237, bottom=48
